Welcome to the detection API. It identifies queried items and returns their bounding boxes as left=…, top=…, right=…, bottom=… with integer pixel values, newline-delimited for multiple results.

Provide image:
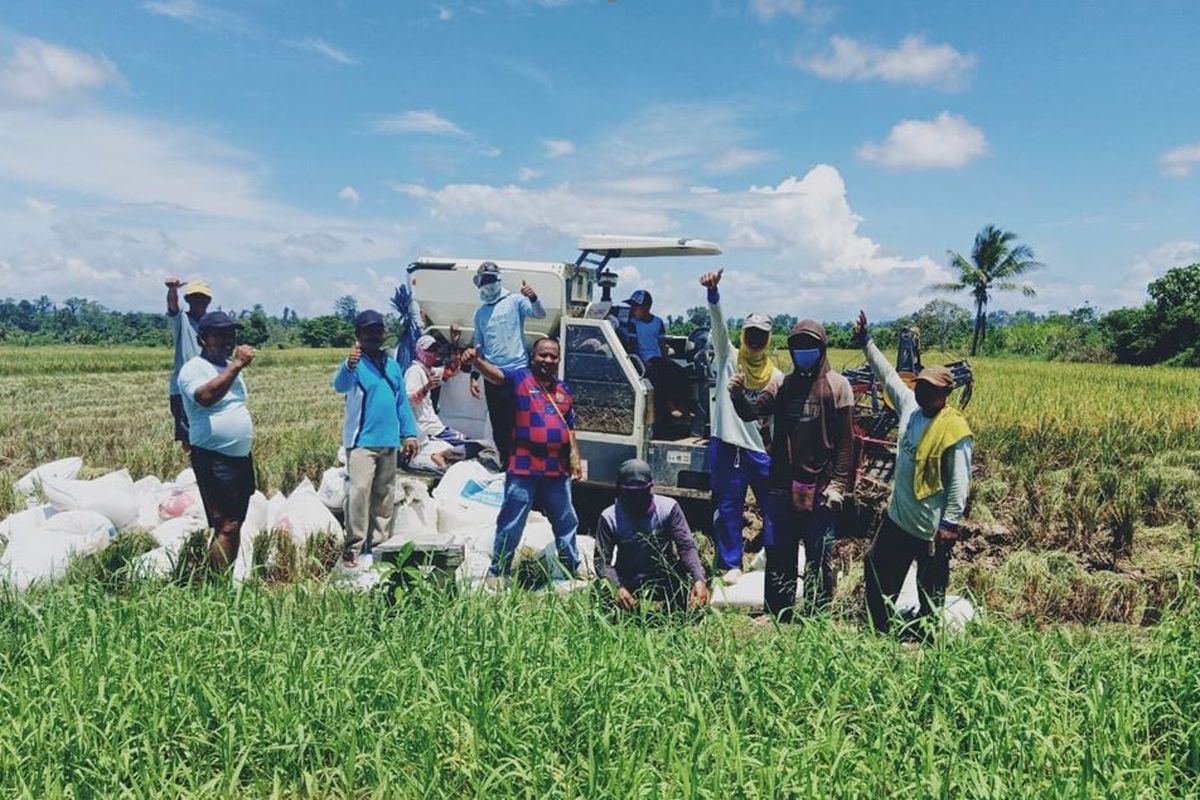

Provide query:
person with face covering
left=594, top=459, right=710, bottom=615
left=333, top=310, right=420, bottom=569
left=470, top=262, right=546, bottom=464
left=463, top=337, right=582, bottom=584
left=731, top=320, right=855, bottom=621
left=165, top=278, right=212, bottom=453
left=177, top=311, right=256, bottom=573
left=699, top=268, right=784, bottom=584
left=853, top=311, right=973, bottom=637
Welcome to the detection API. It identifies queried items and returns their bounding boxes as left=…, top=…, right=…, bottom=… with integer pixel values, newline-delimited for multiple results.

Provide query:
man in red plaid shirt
left=463, top=337, right=583, bottom=583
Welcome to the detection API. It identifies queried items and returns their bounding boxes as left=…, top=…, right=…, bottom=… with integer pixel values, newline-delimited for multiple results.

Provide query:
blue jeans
left=708, top=439, right=773, bottom=571
left=490, top=475, right=580, bottom=577
left=764, top=492, right=838, bottom=621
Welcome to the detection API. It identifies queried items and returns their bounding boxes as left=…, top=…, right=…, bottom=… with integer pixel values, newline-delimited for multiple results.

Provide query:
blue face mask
left=790, top=348, right=822, bottom=371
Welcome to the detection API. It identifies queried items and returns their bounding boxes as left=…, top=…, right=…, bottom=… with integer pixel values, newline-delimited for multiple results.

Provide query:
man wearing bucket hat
left=333, top=310, right=420, bottom=570
left=470, top=261, right=545, bottom=464
left=178, top=311, right=256, bottom=573
left=165, top=277, right=213, bottom=453
left=699, top=268, right=784, bottom=586
left=853, top=310, right=973, bottom=637
left=594, top=458, right=709, bottom=615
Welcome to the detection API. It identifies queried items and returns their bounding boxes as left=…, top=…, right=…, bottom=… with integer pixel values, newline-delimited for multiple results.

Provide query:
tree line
left=3, top=263, right=1199, bottom=366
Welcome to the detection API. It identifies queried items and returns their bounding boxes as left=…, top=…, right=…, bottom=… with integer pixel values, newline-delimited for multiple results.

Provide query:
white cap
left=416, top=334, right=437, bottom=351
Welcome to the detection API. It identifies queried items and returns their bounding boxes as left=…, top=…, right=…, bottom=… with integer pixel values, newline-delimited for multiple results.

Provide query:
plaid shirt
left=501, top=368, right=576, bottom=477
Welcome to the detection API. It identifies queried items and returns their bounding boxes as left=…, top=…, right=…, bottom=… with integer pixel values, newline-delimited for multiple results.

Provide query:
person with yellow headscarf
left=701, top=268, right=784, bottom=584
left=853, top=310, right=973, bottom=640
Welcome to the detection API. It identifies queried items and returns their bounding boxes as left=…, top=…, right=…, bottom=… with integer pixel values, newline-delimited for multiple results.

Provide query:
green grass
left=1, top=581, right=1199, bottom=798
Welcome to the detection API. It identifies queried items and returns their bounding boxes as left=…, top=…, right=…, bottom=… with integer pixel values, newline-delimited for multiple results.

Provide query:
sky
left=0, top=0, right=1197, bottom=320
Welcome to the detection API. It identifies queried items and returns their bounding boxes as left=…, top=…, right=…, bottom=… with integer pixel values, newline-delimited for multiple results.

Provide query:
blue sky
left=0, top=0, right=1197, bottom=320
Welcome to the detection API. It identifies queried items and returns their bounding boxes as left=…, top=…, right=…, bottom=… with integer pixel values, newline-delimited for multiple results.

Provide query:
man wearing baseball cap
left=699, top=268, right=785, bottom=586
left=622, top=288, right=693, bottom=435
left=594, top=458, right=709, bottom=616
left=164, top=277, right=213, bottom=453
left=177, top=310, right=256, bottom=573
left=471, top=261, right=546, bottom=463
left=333, top=309, right=419, bottom=570
left=853, top=310, right=973, bottom=639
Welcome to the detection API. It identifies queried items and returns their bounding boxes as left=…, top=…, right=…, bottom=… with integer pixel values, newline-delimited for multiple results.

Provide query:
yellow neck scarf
left=913, top=406, right=972, bottom=500
left=737, top=343, right=774, bottom=391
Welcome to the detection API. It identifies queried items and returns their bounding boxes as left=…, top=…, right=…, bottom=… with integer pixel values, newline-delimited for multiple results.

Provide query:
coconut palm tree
left=931, top=225, right=1042, bottom=356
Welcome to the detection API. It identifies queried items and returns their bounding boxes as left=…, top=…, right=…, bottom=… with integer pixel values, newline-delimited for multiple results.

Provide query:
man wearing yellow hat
left=853, top=310, right=973, bottom=638
left=165, top=277, right=212, bottom=453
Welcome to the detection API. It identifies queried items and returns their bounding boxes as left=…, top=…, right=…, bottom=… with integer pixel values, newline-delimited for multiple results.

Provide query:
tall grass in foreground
left=1, top=581, right=1198, bottom=798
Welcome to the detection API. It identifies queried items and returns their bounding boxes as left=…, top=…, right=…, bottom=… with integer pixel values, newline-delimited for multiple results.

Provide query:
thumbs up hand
left=520, top=280, right=538, bottom=301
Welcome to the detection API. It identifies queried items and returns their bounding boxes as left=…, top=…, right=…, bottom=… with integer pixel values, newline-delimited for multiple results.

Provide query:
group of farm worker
left=164, top=260, right=973, bottom=634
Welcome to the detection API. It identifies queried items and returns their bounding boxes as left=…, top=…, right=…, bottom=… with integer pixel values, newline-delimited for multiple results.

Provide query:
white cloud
left=796, top=34, right=977, bottom=91
left=437, top=6, right=454, bottom=22
left=858, top=112, right=987, bottom=170
left=292, top=37, right=357, bottom=65
left=517, top=166, right=542, bottom=181
left=372, top=110, right=499, bottom=157
left=708, top=147, right=776, bottom=173
left=373, top=110, right=466, bottom=136
left=140, top=0, right=247, bottom=33
left=0, top=37, right=123, bottom=103
left=337, top=186, right=361, bottom=207
left=1160, top=142, right=1200, bottom=178
left=542, top=138, right=575, bottom=158
left=24, top=197, right=57, bottom=216
left=749, top=0, right=809, bottom=20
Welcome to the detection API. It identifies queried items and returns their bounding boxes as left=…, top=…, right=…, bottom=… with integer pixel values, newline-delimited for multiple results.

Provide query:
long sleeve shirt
left=863, top=338, right=972, bottom=540
left=333, top=353, right=419, bottom=450
left=595, top=496, right=706, bottom=591
left=707, top=288, right=782, bottom=454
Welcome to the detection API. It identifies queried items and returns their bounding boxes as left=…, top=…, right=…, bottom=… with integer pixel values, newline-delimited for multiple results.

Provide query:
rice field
left=2, top=346, right=1200, bottom=796
left=1, top=581, right=1198, bottom=798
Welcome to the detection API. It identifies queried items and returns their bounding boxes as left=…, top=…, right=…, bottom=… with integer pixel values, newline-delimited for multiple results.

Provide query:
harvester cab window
left=562, top=321, right=637, bottom=436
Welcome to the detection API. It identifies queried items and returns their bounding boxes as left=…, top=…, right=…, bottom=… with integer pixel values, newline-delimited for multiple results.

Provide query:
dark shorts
left=190, top=447, right=256, bottom=528
left=170, top=394, right=190, bottom=443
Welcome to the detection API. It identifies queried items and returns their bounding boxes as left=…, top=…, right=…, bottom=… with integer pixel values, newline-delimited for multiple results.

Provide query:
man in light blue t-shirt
left=470, top=261, right=546, bottom=463
left=178, top=311, right=256, bottom=574
left=165, top=277, right=212, bottom=453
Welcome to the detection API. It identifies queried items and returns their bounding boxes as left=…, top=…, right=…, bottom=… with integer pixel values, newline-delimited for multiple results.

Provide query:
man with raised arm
left=177, top=311, right=255, bottom=573
left=699, top=268, right=783, bottom=585
left=462, top=337, right=582, bottom=585
left=470, top=262, right=546, bottom=464
left=333, top=310, right=419, bottom=570
left=853, top=310, right=973, bottom=636
left=731, top=319, right=855, bottom=621
left=165, top=278, right=212, bottom=453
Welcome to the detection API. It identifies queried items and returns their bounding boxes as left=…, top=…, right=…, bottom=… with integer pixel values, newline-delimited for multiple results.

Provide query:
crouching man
left=595, top=459, right=709, bottom=616
left=333, top=310, right=419, bottom=570
left=177, top=311, right=255, bottom=573
left=854, top=311, right=973, bottom=637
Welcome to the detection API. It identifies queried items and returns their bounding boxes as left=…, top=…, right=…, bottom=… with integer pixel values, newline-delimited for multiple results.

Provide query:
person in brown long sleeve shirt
left=594, top=459, right=709, bottom=616
left=730, top=320, right=855, bottom=620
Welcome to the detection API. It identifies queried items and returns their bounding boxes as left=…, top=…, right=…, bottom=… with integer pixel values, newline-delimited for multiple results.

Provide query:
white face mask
left=479, top=283, right=502, bottom=303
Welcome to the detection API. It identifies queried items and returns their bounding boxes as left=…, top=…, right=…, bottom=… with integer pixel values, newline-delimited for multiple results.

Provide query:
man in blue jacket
left=333, top=310, right=419, bottom=568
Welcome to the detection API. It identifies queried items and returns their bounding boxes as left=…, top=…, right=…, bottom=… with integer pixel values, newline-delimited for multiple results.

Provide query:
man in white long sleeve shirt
left=700, top=268, right=784, bottom=582
left=854, top=311, right=973, bottom=636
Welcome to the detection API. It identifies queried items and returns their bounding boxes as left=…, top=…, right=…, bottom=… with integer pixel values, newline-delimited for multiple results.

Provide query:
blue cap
left=355, top=309, right=385, bottom=329
left=198, top=311, right=236, bottom=333
left=625, top=289, right=652, bottom=307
